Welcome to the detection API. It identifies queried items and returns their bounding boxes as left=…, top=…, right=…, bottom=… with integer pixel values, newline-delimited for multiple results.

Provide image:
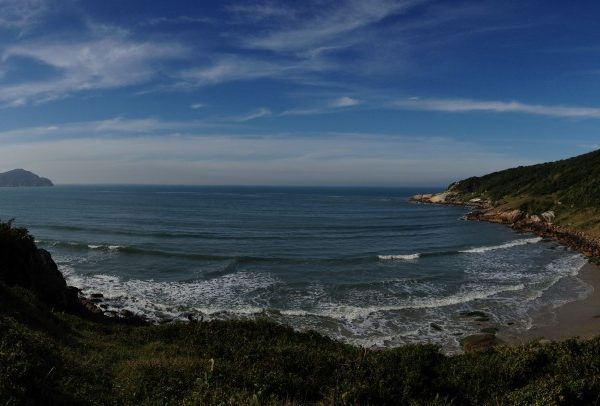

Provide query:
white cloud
left=177, top=56, right=291, bottom=86
left=279, top=107, right=328, bottom=116
left=1, top=37, right=188, bottom=106
left=190, top=103, right=205, bottom=109
left=227, top=2, right=299, bottom=23
left=395, top=97, right=600, bottom=119
left=0, top=0, right=47, bottom=30
left=142, top=15, right=212, bottom=26
left=233, top=108, right=272, bottom=122
left=330, top=96, right=361, bottom=107
left=280, top=96, right=362, bottom=116
left=0, top=117, right=215, bottom=141
left=242, top=0, right=424, bottom=52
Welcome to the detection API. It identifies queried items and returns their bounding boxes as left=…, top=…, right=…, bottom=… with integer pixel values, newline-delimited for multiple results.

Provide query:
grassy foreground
left=3, top=280, right=600, bottom=405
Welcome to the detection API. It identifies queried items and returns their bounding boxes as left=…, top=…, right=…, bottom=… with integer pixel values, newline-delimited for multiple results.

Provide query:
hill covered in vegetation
left=2, top=221, right=600, bottom=404
left=413, top=149, right=600, bottom=237
left=452, top=149, right=600, bottom=212
left=0, top=169, right=53, bottom=187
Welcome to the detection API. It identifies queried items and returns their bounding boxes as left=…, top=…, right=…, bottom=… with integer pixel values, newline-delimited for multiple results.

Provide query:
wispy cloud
left=330, top=96, right=361, bottom=107
left=281, top=96, right=363, bottom=116
left=190, top=103, right=205, bottom=109
left=233, top=108, right=272, bottom=122
left=226, top=2, right=299, bottom=24
left=177, top=56, right=290, bottom=86
left=1, top=35, right=188, bottom=106
left=577, top=143, right=600, bottom=151
left=241, top=0, right=424, bottom=52
left=141, top=15, right=212, bottom=26
left=395, top=97, right=600, bottom=119
left=0, top=0, right=47, bottom=30
left=0, top=117, right=219, bottom=142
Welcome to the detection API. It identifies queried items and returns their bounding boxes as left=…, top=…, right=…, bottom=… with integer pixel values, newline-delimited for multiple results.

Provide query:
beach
left=499, top=261, right=600, bottom=344
left=411, top=190, right=600, bottom=347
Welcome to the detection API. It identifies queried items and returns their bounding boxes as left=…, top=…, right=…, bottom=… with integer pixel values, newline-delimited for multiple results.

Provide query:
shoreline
left=411, top=192, right=600, bottom=346
left=499, top=262, right=600, bottom=344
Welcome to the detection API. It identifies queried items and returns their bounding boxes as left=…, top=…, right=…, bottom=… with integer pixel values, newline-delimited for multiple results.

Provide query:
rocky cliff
left=0, top=221, right=99, bottom=316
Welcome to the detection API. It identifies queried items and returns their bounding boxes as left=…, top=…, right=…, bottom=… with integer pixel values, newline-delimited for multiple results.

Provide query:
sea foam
left=460, top=237, right=542, bottom=253
left=378, top=253, right=420, bottom=261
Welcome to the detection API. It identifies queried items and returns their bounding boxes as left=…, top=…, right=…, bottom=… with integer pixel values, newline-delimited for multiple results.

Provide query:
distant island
left=0, top=169, right=53, bottom=187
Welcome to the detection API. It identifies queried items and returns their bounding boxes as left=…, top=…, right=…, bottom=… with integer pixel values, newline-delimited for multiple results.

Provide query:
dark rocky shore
left=0, top=221, right=144, bottom=323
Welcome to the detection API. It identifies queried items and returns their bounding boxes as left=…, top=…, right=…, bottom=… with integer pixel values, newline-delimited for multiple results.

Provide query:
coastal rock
left=499, top=209, right=525, bottom=224
left=81, top=298, right=103, bottom=314
left=466, top=206, right=600, bottom=257
left=410, top=190, right=493, bottom=209
left=430, top=323, right=443, bottom=331
left=410, top=192, right=460, bottom=205
left=0, top=237, right=76, bottom=311
left=409, top=193, right=432, bottom=202
left=468, top=208, right=525, bottom=225
left=429, top=192, right=450, bottom=203
left=0, top=224, right=100, bottom=316
left=541, top=211, right=556, bottom=223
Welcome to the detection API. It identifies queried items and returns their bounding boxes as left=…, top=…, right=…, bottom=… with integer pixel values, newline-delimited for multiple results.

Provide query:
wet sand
left=499, top=262, right=600, bottom=344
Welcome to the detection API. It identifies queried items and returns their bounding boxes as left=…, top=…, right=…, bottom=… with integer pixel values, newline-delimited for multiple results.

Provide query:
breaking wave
left=460, top=237, right=543, bottom=253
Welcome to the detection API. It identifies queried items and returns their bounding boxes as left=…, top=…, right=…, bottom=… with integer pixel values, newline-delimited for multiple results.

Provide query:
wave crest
left=460, top=237, right=542, bottom=254
left=378, top=253, right=420, bottom=261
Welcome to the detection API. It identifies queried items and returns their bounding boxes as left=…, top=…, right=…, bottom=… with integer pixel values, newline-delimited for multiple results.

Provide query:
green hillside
left=450, top=149, right=600, bottom=234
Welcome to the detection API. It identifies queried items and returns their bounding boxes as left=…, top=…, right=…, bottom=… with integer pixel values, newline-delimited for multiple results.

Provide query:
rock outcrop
left=464, top=208, right=600, bottom=258
left=0, top=222, right=98, bottom=316
left=468, top=208, right=525, bottom=224
left=409, top=191, right=490, bottom=208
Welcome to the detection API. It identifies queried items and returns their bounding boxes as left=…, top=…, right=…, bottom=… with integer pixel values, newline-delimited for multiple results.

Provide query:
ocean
left=0, top=185, right=590, bottom=351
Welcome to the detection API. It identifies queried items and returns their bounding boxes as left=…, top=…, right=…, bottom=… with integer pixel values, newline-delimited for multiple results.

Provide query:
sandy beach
left=499, top=261, right=600, bottom=344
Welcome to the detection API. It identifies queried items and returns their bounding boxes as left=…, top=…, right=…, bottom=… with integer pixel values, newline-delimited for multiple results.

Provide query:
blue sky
left=0, top=0, right=599, bottom=185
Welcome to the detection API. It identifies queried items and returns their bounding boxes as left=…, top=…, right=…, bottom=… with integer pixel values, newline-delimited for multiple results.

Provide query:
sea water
left=0, top=185, right=590, bottom=351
